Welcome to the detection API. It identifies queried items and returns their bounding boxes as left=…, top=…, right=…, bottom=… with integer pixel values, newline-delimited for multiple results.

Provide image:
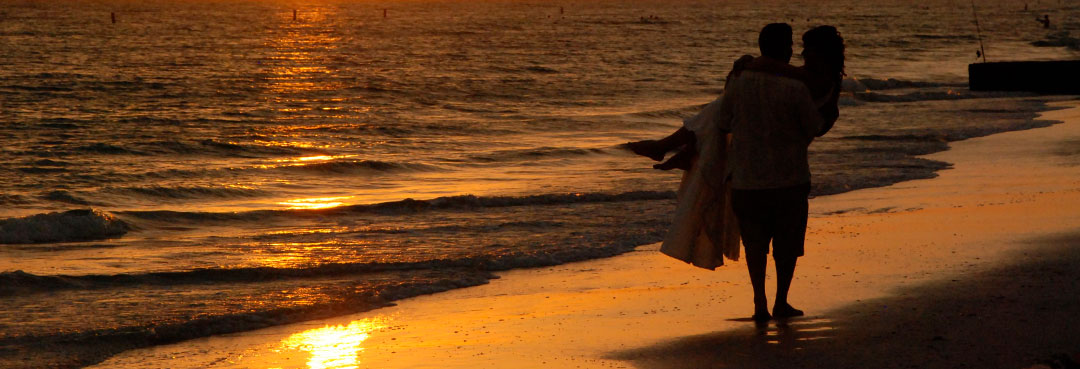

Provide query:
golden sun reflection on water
left=265, top=7, right=343, bottom=97
left=279, top=196, right=353, bottom=209
left=275, top=155, right=357, bottom=163
left=277, top=318, right=388, bottom=369
left=248, top=240, right=365, bottom=268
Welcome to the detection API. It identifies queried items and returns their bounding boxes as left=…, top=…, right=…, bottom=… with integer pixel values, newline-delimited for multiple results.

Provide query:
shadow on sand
left=610, top=232, right=1080, bottom=369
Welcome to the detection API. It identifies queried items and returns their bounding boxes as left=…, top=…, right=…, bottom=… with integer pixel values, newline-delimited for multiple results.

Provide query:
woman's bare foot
left=653, top=148, right=694, bottom=171
left=624, top=140, right=667, bottom=161
left=772, top=303, right=804, bottom=319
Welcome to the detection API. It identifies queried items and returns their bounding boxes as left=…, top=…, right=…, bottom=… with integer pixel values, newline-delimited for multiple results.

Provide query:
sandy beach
left=90, top=100, right=1080, bottom=369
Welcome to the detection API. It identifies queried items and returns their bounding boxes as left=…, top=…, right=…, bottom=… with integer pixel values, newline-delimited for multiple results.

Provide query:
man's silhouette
left=715, top=23, right=825, bottom=323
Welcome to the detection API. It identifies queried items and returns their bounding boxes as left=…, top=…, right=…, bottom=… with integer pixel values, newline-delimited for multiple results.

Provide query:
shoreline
left=86, top=99, right=1080, bottom=368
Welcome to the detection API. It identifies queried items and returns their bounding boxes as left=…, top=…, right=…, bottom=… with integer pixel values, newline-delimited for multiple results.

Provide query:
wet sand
left=90, top=101, right=1080, bottom=369
left=613, top=232, right=1080, bottom=369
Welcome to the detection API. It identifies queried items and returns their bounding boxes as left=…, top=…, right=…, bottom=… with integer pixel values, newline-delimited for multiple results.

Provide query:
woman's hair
left=802, top=26, right=846, bottom=83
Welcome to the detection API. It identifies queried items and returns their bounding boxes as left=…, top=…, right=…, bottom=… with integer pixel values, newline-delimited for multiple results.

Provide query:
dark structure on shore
left=969, top=61, right=1080, bottom=94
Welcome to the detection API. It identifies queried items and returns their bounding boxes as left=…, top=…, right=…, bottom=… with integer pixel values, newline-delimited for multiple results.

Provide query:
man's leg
left=731, top=188, right=773, bottom=321
left=745, top=246, right=771, bottom=320
left=771, top=183, right=810, bottom=318
left=772, top=256, right=802, bottom=318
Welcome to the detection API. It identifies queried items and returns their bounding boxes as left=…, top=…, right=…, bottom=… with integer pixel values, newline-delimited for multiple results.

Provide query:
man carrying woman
left=629, top=23, right=845, bottom=323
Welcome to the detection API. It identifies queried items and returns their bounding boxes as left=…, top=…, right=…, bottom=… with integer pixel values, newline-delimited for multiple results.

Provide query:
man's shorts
left=730, top=182, right=811, bottom=260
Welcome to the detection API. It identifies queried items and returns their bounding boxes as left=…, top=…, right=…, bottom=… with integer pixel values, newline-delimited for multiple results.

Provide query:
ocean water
left=1, top=0, right=1078, bottom=366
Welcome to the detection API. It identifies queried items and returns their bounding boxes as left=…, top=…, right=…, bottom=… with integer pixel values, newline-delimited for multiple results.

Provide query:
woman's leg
left=625, top=127, right=694, bottom=161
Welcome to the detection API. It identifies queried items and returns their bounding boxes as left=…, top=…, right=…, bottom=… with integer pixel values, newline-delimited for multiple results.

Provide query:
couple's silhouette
left=628, top=23, right=845, bottom=323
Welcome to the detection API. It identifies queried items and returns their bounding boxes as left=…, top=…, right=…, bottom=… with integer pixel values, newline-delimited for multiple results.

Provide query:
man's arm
left=745, top=57, right=810, bottom=83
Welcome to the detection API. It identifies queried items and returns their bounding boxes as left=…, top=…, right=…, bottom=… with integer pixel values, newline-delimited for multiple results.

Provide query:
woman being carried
left=631, top=25, right=845, bottom=269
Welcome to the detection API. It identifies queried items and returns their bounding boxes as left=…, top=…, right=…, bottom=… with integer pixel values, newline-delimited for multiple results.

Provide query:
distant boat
left=969, top=60, right=1080, bottom=94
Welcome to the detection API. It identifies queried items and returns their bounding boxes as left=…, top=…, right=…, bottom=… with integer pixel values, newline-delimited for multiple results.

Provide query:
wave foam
left=1032, top=31, right=1080, bottom=50
left=852, top=89, right=1037, bottom=103
left=843, top=77, right=957, bottom=92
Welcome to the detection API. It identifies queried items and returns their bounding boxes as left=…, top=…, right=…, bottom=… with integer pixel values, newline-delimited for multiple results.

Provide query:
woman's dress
left=658, top=97, right=742, bottom=270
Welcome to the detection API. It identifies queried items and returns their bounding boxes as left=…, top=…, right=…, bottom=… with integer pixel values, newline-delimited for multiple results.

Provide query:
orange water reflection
left=247, top=239, right=370, bottom=268
left=278, top=318, right=388, bottom=369
left=278, top=196, right=353, bottom=209
left=275, top=155, right=357, bottom=163
left=265, top=7, right=343, bottom=97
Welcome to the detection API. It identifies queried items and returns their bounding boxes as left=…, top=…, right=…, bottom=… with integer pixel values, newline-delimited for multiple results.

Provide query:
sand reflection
left=278, top=318, right=387, bottom=369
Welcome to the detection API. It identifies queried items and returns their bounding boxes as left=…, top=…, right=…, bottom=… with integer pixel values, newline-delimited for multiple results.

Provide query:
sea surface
left=1, top=0, right=1077, bottom=367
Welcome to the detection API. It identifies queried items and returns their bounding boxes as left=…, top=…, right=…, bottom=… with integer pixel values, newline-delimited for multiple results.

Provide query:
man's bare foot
left=751, top=295, right=771, bottom=324
left=772, top=303, right=804, bottom=319
left=751, top=309, right=772, bottom=324
left=624, top=140, right=667, bottom=162
left=653, top=147, right=694, bottom=171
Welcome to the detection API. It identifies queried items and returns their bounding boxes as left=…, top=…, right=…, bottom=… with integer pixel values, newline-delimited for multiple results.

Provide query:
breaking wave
left=1032, top=31, right=1080, bottom=50
left=119, top=190, right=676, bottom=223
left=0, top=230, right=649, bottom=297
left=275, top=159, right=439, bottom=174
left=40, top=190, right=97, bottom=206
left=73, top=139, right=325, bottom=158
left=842, top=77, right=962, bottom=92
left=0, top=194, right=32, bottom=205
left=0, top=209, right=130, bottom=244
left=0, top=270, right=493, bottom=369
left=851, top=89, right=1037, bottom=103
left=109, top=185, right=269, bottom=199
left=467, top=146, right=610, bottom=162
